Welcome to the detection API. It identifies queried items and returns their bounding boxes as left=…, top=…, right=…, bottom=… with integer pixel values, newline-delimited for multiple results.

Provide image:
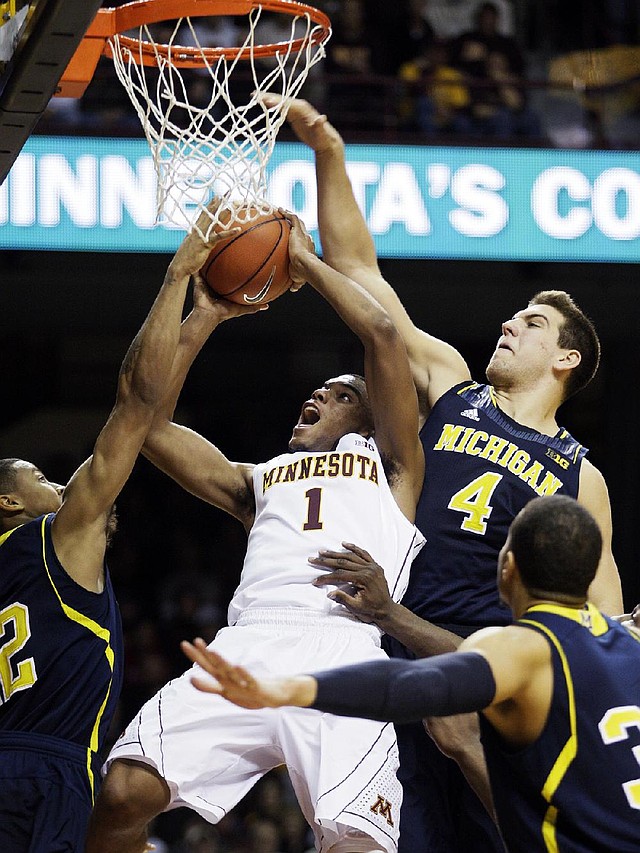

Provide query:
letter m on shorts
left=370, top=795, right=394, bottom=826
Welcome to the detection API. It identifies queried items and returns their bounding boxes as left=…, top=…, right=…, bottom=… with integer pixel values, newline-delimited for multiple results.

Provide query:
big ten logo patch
left=370, top=794, right=394, bottom=826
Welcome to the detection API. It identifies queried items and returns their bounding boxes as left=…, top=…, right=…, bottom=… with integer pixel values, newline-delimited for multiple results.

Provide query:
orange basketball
left=200, top=210, right=293, bottom=305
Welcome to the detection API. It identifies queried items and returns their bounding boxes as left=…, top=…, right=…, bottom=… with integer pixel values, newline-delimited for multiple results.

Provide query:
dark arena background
left=1, top=2, right=639, bottom=850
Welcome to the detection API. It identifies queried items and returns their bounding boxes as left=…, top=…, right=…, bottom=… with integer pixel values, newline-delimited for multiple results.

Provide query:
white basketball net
left=109, top=6, right=328, bottom=237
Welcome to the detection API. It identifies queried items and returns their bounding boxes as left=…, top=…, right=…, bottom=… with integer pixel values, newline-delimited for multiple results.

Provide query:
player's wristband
left=311, top=652, right=496, bottom=724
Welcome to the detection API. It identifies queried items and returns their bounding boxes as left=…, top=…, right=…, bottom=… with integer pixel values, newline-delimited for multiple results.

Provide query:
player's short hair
left=529, top=290, right=600, bottom=400
left=509, top=495, right=602, bottom=599
left=0, top=459, right=20, bottom=493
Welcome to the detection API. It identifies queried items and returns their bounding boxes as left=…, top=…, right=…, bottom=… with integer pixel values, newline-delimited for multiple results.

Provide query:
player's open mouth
left=299, top=404, right=320, bottom=426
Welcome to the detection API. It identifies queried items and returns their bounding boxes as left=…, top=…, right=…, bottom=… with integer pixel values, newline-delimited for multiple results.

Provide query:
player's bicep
left=143, top=421, right=255, bottom=523
left=578, top=460, right=623, bottom=615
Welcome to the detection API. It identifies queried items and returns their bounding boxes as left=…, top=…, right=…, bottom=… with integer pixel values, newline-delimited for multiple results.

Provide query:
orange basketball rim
left=58, top=0, right=332, bottom=98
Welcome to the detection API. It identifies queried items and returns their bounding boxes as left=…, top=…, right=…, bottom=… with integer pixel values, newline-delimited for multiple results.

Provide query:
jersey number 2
left=0, top=602, right=37, bottom=704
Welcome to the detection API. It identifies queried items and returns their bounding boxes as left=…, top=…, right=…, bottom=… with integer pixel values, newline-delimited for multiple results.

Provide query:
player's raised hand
left=258, top=93, right=341, bottom=153
left=191, top=273, right=269, bottom=320
left=181, top=638, right=316, bottom=709
left=281, top=211, right=316, bottom=289
left=310, top=542, right=394, bottom=624
left=171, top=198, right=241, bottom=278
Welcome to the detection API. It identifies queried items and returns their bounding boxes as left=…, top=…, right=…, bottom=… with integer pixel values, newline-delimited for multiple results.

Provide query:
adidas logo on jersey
left=460, top=407, right=480, bottom=421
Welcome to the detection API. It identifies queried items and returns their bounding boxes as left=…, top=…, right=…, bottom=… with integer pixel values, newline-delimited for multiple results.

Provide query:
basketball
left=200, top=210, right=293, bottom=305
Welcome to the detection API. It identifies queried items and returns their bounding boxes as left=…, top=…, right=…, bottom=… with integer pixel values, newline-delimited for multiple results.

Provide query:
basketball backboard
left=0, top=0, right=103, bottom=185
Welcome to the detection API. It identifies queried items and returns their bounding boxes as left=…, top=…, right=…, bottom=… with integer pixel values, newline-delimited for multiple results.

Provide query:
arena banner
left=1, top=136, right=639, bottom=261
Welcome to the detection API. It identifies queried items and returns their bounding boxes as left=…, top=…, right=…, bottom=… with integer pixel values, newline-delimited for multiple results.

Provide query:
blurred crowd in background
left=41, top=0, right=640, bottom=149
left=28, top=1, right=640, bottom=850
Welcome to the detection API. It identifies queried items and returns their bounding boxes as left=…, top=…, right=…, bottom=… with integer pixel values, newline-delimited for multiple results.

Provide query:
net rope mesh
left=109, top=7, right=327, bottom=238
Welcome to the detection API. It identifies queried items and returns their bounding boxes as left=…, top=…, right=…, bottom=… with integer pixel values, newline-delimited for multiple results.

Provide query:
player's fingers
left=312, top=570, right=357, bottom=587
left=310, top=550, right=368, bottom=567
left=257, top=91, right=284, bottom=108
left=309, top=556, right=359, bottom=573
left=193, top=643, right=253, bottom=690
left=232, top=302, right=270, bottom=316
left=340, top=542, right=376, bottom=562
left=190, top=674, right=223, bottom=695
left=181, top=638, right=205, bottom=666
left=211, top=226, right=241, bottom=244
left=181, top=638, right=229, bottom=678
left=326, top=590, right=360, bottom=609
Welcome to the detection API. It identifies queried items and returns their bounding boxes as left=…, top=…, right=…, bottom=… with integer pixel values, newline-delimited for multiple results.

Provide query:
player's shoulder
left=578, top=457, right=610, bottom=503
left=462, top=622, right=549, bottom=658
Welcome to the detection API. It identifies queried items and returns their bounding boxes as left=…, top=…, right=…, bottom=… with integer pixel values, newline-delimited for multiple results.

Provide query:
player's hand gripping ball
left=200, top=209, right=293, bottom=305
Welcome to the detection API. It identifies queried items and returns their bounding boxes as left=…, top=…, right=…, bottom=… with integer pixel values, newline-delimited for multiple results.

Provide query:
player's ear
left=500, top=549, right=516, bottom=583
left=555, top=348, right=581, bottom=373
left=0, top=492, right=24, bottom=513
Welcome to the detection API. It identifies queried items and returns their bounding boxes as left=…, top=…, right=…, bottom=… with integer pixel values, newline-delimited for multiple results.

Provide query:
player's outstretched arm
left=183, top=639, right=499, bottom=723
left=52, top=205, right=240, bottom=589
left=262, top=94, right=470, bottom=420
left=286, top=213, right=424, bottom=517
left=184, top=625, right=551, bottom=742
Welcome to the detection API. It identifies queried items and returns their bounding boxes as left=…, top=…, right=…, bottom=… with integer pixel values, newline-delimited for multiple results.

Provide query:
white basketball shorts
left=106, top=609, right=401, bottom=852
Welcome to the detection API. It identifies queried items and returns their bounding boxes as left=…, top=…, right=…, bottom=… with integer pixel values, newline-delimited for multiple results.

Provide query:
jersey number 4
left=0, top=602, right=37, bottom=704
left=448, top=472, right=503, bottom=535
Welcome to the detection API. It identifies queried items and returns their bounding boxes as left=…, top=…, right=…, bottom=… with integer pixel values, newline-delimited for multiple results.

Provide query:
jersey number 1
left=303, top=487, right=323, bottom=531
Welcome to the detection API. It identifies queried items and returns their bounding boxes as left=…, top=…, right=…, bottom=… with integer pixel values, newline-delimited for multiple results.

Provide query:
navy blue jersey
left=0, top=513, right=123, bottom=800
left=481, top=603, right=640, bottom=852
left=404, top=382, right=586, bottom=630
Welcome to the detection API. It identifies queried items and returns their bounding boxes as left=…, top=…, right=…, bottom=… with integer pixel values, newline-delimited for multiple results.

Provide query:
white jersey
left=108, top=434, right=424, bottom=852
left=228, top=433, right=425, bottom=626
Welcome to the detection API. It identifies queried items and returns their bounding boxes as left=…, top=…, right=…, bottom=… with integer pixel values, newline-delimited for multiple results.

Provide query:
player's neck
left=492, top=386, right=561, bottom=437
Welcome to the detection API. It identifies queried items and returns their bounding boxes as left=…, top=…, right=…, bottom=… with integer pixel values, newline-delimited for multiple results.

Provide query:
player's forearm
left=378, top=602, right=463, bottom=658
left=117, top=265, right=190, bottom=409
left=310, top=653, right=496, bottom=724
left=315, top=138, right=379, bottom=272
left=150, top=306, right=221, bottom=423
left=299, top=253, right=396, bottom=345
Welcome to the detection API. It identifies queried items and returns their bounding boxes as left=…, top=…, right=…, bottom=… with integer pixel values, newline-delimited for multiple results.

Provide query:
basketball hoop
left=59, top=1, right=331, bottom=234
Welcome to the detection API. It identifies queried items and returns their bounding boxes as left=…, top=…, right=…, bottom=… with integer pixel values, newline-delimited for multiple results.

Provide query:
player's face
left=11, top=461, right=64, bottom=518
left=486, top=304, right=569, bottom=391
left=289, top=375, right=372, bottom=452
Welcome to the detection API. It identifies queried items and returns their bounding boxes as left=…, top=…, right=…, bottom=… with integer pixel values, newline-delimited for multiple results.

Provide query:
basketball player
left=260, top=93, right=624, bottom=853
left=0, top=207, right=247, bottom=851
left=85, top=213, right=426, bottom=853
left=183, top=494, right=640, bottom=853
